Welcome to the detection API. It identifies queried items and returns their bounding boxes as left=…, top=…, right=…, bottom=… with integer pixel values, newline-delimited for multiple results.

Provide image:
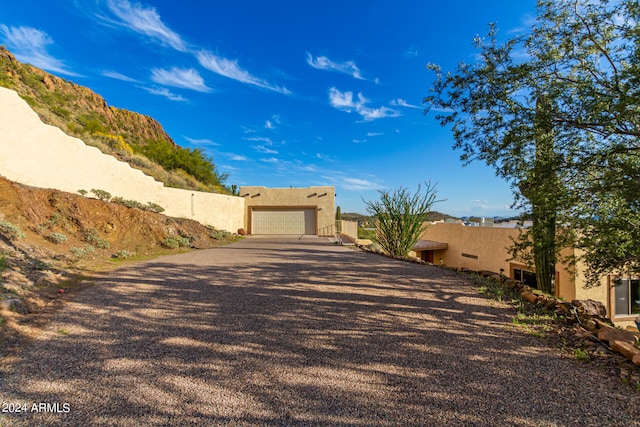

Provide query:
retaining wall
left=0, top=87, right=244, bottom=232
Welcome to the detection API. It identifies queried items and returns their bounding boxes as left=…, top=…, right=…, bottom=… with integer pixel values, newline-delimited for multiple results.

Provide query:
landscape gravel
left=0, top=236, right=638, bottom=426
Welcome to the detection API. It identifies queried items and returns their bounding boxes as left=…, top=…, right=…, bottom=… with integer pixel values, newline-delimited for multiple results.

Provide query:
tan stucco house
left=413, top=221, right=637, bottom=328
left=239, top=186, right=335, bottom=236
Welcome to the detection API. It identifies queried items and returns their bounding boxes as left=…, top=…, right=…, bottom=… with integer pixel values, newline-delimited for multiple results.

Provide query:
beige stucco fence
left=0, top=87, right=244, bottom=232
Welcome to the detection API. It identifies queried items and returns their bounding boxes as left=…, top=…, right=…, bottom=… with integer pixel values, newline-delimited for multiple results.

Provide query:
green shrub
left=145, top=202, right=165, bottom=213
left=0, top=220, right=25, bottom=240
left=77, top=189, right=88, bottom=196
left=210, top=228, right=230, bottom=239
left=111, top=197, right=144, bottom=210
left=162, top=236, right=191, bottom=249
left=70, top=245, right=95, bottom=259
left=83, top=228, right=110, bottom=249
left=90, top=189, right=112, bottom=201
left=47, top=232, right=68, bottom=244
left=113, top=249, right=134, bottom=259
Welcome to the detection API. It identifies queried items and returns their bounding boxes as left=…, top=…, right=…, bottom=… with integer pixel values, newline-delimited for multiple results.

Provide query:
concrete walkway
left=0, top=237, right=638, bottom=426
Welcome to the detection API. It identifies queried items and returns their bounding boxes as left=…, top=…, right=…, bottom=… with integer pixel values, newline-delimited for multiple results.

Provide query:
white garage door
left=252, top=209, right=316, bottom=235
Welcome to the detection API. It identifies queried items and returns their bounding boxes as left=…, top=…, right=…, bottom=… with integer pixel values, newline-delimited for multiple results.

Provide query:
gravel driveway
left=0, top=236, right=638, bottom=426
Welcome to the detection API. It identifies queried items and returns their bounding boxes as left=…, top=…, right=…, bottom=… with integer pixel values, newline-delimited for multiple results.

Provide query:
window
left=613, top=278, right=640, bottom=316
left=513, top=268, right=538, bottom=289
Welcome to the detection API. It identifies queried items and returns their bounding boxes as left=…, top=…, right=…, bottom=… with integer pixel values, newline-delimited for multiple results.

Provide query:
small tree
left=364, top=181, right=440, bottom=257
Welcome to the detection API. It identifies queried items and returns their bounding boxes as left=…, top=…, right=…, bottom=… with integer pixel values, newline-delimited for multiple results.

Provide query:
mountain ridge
left=0, top=47, right=228, bottom=193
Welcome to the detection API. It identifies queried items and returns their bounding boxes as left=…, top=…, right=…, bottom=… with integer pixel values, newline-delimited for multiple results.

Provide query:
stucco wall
left=0, top=87, right=244, bottom=232
left=420, top=222, right=576, bottom=299
left=240, top=186, right=335, bottom=235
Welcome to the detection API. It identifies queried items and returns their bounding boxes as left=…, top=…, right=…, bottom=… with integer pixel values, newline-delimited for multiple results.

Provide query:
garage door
left=252, top=209, right=316, bottom=235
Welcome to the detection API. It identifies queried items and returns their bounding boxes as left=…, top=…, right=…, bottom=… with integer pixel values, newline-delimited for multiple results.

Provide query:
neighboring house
left=412, top=221, right=637, bottom=328
left=240, top=186, right=335, bottom=236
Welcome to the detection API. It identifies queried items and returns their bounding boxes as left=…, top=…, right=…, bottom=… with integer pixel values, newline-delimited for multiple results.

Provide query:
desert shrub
left=70, top=245, right=95, bottom=259
left=47, top=232, right=68, bottom=244
left=90, top=189, right=112, bottom=201
left=0, top=220, right=25, bottom=240
left=111, top=197, right=144, bottom=210
left=113, top=250, right=134, bottom=259
left=210, top=228, right=230, bottom=239
left=162, top=236, right=191, bottom=249
left=145, top=202, right=165, bottom=213
left=77, top=189, right=88, bottom=196
left=83, top=228, right=110, bottom=249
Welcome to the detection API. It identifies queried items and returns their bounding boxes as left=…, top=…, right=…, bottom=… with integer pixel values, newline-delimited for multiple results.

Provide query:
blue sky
left=1, top=1, right=537, bottom=216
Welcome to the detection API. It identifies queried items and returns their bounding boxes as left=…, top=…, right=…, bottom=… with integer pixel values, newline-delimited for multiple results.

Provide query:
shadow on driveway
left=1, top=237, right=638, bottom=426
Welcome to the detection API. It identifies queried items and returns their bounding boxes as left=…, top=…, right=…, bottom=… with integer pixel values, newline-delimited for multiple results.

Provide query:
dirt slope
left=0, top=176, right=238, bottom=356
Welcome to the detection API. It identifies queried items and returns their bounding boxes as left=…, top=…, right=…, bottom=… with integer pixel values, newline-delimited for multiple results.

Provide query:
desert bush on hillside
left=83, top=228, right=110, bottom=249
left=47, top=232, right=68, bottom=244
left=0, top=220, right=25, bottom=240
left=162, top=236, right=191, bottom=249
left=90, top=189, right=111, bottom=201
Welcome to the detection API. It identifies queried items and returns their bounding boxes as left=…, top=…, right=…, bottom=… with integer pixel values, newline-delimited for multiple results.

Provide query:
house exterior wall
left=418, top=222, right=634, bottom=327
left=419, top=222, right=575, bottom=298
left=336, top=220, right=358, bottom=240
left=0, top=87, right=245, bottom=232
left=239, top=186, right=335, bottom=236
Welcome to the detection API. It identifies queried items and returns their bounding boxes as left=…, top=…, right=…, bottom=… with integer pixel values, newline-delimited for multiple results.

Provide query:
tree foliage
left=364, top=181, right=440, bottom=257
left=425, top=0, right=640, bottom=287
left=138, top=139, right=227, bottom=189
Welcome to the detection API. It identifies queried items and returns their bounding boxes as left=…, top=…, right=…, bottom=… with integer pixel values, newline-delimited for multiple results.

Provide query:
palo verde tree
left=425, top=0, right=640, bottom=289
left=364, top=181, right=440, bottom=258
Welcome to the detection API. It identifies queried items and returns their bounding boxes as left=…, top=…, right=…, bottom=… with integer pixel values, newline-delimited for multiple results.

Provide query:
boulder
left=572, top=299, right=607, bottom=318
left=610, top=340, right=640, bottom=361
left=597, top=324, right=637, bottom=346
left=633, top=353, right=640, bottom=367
left=521, top=291, right=539, bottom=304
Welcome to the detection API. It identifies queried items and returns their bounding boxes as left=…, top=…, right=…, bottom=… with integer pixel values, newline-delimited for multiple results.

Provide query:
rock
left=582, top=319, right=598, bottom=332
left=610, top=339, right=640, bottom=361
left=544, top=298, right=558, bottom=309
left=633, top=353, right=640, bottom=367
left=504, top=279, right=519, bottom=289
left=237, top=228, right=246, bottom=235
left=521, top=291, right=539, bottom=304
left=572, top=299, right=607, bottom=318
left=598, top=324, right=638, bottom=346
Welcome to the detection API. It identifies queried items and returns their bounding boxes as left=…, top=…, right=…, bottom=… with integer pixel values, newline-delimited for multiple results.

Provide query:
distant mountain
left=0, top=47, right=228, bottom=193
left=341, top=211, right=459, bottom=225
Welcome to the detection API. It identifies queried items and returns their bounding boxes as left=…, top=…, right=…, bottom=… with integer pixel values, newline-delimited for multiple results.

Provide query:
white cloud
left=104, top=0, right=187, bottom=51
left=306, top=53, right=364, bottom=80
left=265, top=114, right=281, bottom=129
left=390, top=98, right=420, bottom=109
left=367, top=132, right=383, bottom=137
left=103, top=70, right=139, bottom=82
left=260, top=157, right=279, bottom=164
left=244, top=136, right=273, bottom=144
left=197, top=50, right=291, bottom=94
left=0, top=25, right=78, bottom=76
left=321, top=173, right=383, bottom=191
left=150, top=67, right=211, bottom=92
left=228, top=154, right=248, bottom=161
left=142, top=86, right=186, bottom=101
left=184, top=136, right=220, bottom=146
left=253, top=145, right=278, bottom=154
left=342, top=177, right=383, bottom=191
left=329, top=87, right=401, bottom=121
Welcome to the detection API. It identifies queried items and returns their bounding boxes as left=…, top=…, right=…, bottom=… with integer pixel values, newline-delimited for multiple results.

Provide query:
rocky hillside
left=0, top=47, right=228, bottom=193
left=0, top=48, right=175, bottom=149
left=0, top=176, right=238, bottom=357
